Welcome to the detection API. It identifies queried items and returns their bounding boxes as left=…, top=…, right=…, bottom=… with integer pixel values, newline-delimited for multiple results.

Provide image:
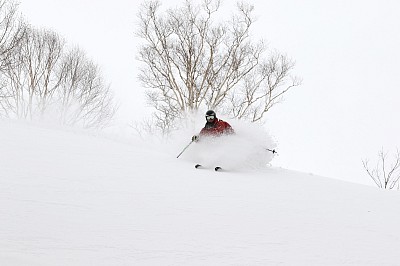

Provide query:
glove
left=192, top=135, right=199, bottom=142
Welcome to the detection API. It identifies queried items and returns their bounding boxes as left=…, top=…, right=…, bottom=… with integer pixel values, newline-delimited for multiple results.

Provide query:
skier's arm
left=192, top=128, right=206, bottom=142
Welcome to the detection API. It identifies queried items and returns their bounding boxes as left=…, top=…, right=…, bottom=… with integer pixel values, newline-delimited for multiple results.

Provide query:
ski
left=194, top=164, right=223, bottom=171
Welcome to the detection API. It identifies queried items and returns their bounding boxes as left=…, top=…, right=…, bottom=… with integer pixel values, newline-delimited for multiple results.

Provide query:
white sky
left=17, top=0, right=400, bottom=185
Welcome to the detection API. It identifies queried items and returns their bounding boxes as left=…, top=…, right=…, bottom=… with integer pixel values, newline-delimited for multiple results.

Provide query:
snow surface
left=1, top=120, right=400, bottom=266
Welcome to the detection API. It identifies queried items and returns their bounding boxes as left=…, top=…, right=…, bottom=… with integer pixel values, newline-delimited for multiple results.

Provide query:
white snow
left=1, top=120, right=400, bottom=266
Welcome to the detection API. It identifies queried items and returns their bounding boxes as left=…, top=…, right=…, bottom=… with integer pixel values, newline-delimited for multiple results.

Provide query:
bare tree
left=56, top=48, right=117, bottom=129
left=1, top=26, right=65, bottom=119
left=0, top=0, right=26, bottom=116
left=362, top=148, right=400, bottom=189
left=0, top=23, right=117, bottom=128
left=0, top=0, right=26, bottom=72
left=136, top=0, right=300, bottom=131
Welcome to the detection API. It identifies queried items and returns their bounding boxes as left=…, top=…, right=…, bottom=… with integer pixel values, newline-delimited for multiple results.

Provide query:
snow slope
left=1, top=120, right=400, bottom=266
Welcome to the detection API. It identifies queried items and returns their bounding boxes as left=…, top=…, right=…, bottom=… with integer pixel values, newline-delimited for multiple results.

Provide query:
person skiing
left=192, top=110, right=234, bottom=142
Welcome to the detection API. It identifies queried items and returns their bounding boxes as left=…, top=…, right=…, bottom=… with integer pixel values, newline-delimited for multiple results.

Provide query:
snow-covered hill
left=1, top=120, right=400, bottom=266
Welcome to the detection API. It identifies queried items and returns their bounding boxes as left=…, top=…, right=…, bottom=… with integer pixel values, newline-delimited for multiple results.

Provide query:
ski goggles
left=206, top=115, right=215, bottom=121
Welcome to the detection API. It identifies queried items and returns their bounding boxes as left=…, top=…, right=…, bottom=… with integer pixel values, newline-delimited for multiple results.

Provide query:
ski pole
left=176, top=140, right=194, bottom=158
left=266, top=148, right=278, bottom=155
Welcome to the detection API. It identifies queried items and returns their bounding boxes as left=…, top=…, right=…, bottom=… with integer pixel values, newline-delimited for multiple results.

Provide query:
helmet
left=205, top=110, right=216, bottom=117
left=205, top=110, right=216, bottom=122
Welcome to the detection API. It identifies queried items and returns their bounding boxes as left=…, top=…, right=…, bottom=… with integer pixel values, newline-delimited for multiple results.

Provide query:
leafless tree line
left=136, top=0, right=301, bottom=132
left=0, top=0, right=24, bottom=72
left=362, top=148, right=400, bottom=189
left=0, top=0, right=116, bottom=128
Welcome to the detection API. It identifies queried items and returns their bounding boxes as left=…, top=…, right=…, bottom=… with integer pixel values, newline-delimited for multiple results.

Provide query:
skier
left=192, top=110, right=234, bottom=142
left=191, top=110, right=234, bottom=171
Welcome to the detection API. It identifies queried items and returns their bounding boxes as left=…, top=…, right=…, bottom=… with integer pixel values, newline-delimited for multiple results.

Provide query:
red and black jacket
left=199, top=118, right=234, bottom=137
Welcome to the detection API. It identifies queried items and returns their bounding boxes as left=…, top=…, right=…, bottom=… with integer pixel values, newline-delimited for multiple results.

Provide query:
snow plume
left=162, top=113, right=277, bottom=170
